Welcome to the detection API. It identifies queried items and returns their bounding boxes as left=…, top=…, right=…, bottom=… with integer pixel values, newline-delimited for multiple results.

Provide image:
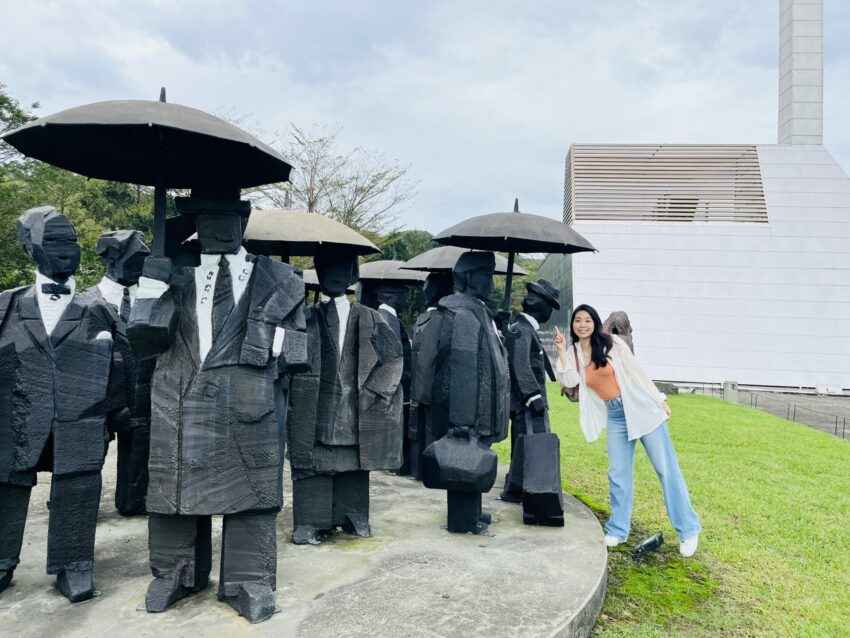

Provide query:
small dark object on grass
left=631, top=532, right=664, bottom=561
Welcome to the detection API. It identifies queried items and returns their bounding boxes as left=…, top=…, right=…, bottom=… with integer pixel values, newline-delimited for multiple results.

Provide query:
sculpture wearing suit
left=86, top=230, right=153, bottom=516
left=408, top=273, right=453, bottom=480
left=287, top=250, right=404, bottom=545
left=128, top=190, right=307, bottom=623
left=421, top=252, right=509, bottom=534
left=372, top=284, right=413, bottom=476
left=0, top=206, right=116, bottom=602
left=501, top=279, right=565, bottom=526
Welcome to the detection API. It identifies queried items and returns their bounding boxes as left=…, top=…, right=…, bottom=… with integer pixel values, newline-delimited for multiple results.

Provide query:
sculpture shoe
left=221, top=581, right=277, bottom=624
left=292, top=525, right=324, bottom=545
left=55, top=569, right=94, bottom=602
left=0, top=569, right=13, bottom=594
left=145, top=571, right=196, bottom=612
left=342, top=513, right=372, bottom=538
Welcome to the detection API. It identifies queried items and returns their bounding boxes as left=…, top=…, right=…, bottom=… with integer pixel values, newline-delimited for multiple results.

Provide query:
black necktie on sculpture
left=41, top=283, right=71, bottom=295
left=212, top=256, right=235, bottom=342
left=119, top=287, right=132, bottom=323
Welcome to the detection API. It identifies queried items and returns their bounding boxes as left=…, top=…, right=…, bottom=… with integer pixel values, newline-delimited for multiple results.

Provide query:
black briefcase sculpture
left=422, top=429, right=498, bottom=493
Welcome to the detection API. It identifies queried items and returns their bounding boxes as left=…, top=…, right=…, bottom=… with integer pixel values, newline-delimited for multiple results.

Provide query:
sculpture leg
left=333, top=470, right=371, bottom=537
left=291, top=471, right=333, bottom=545
left=501, top=413, right=524, bottom=503
left=0, top=482, right=32, bottom=594
left=115, top=425, right=149, bottom=516
left=219, top=510, right=278, bottom=623
left=446, top=491, right=488, bottom=534
left=395, top=408, right=412, bottom=476
left=146, top=514, right=212, bottom=612
left=408, top=408, right=426, bottom=481
left=46, top=471, right=101, bottom=602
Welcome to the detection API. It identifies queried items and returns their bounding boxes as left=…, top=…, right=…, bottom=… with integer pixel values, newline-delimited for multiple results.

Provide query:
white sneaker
left=604, top=535, right=625, bottom=547
left=679, top=534, right=699, bottom=557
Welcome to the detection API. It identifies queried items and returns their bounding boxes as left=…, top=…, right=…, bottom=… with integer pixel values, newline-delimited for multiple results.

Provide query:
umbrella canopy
left=358, top=260, right=428, bottom=285
left=0, top=93, right=292, bottom=257
left=401, top=245, right=528, bottom=276
left=240, top=208, right=380, bottom=257
left=433, top=199, right=596, bottom=312
left=0, top=99, right=291, bottom=188
left=433, top=208, right=596, bottom=255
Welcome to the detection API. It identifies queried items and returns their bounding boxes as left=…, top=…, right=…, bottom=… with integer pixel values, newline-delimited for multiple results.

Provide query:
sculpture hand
left=529, top=396, right=546, bottom=415
left=493, top=309, right=511, bottom=331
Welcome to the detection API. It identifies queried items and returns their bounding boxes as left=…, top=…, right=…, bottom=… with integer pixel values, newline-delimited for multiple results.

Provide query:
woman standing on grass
left=553, top=304, right=701, bottom=557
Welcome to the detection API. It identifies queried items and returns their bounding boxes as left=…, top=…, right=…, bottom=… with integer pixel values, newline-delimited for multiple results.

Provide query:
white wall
left=571, top=145, right=850, bottom=389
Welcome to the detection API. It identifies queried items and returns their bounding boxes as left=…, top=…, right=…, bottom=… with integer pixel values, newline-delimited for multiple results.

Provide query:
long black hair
left=570, top=304, right=613, bottom=368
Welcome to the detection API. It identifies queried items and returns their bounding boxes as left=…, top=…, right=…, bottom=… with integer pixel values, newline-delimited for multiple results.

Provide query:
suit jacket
left=288, top=301, right=404, bottom=473
left=506, top=315, right=550, bottom=433
left=86, top=284, right=155, bottom=432
left=127, top=256, right=307, bottom=515
left=0, top=286, right=115, bottom=485
left=425, top=293, right=510, bottom=445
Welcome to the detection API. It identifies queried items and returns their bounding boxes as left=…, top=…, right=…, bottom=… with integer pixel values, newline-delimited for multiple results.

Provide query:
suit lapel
left=50, top=297, right=85, bottom=348
left=19, top=288, right=51, bottom=357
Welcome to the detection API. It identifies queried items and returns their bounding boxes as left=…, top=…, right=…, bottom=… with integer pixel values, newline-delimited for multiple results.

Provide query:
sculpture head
left=16, top=206, right=81, bottom=283
left=315, top=249, right=359, bottom=298
left=374, top=283, right=408, bottom=313
left=178, top=187, right=250, bottom=255
left=422, top=272, right=453, bottom=307
left=95, top=230, right=150, bottom=286
left=453, top=251, right=495, bottom=302
left=521, top=279, right=560, bottom=324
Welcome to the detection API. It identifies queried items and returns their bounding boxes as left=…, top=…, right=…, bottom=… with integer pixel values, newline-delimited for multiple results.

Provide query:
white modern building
left=561, top=0, right=850, bottom=391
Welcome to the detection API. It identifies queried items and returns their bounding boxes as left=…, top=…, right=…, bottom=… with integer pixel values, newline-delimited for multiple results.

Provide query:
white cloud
left=2, top=0, right=849, bottom=232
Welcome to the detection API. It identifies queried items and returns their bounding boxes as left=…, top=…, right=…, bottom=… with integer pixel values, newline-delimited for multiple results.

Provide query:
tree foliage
left=255, top=125, right=417, bottom=235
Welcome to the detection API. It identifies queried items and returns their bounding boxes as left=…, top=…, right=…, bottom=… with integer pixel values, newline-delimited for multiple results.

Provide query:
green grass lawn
left=493, top=387, right=850, bottom=637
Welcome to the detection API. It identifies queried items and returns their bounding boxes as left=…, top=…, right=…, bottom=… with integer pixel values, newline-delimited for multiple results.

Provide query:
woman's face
left=572, top=310, right=595, bottom=339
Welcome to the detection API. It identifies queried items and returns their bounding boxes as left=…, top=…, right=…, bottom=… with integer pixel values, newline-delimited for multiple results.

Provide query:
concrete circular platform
left=0, top=450, right=607, bottom=638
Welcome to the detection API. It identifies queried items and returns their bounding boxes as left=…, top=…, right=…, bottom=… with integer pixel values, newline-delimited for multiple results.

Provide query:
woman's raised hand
left=553, top=325, right=567, bottom=352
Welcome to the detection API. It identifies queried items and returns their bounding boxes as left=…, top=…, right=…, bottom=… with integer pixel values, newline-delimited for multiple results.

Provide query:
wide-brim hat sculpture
left=0, top=88, right=291, bottom=257
left=433, top=198, right=596, bottom=311
left=526, top=278, right=561, bottom=310
left=400, top=245, right=528, bottom=277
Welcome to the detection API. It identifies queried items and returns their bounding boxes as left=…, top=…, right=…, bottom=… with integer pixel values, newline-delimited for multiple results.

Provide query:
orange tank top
left=585, top=361, right=621, bottom=400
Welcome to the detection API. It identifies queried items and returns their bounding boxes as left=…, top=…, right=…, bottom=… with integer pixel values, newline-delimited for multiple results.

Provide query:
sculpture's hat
left=526, top=278, right=560, bottom=310
left=453, top=250, right=495, bottom=275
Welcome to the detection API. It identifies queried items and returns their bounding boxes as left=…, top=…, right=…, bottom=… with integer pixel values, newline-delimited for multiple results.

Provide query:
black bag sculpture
left=511, top=432, right=564, bottom=526
left=422, top=429, right=498, bottom=493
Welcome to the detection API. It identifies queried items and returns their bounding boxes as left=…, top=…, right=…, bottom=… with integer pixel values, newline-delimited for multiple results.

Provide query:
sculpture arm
left=510, top=325, right=540, bottom=403
left=447, top=309, right=481, bottom=428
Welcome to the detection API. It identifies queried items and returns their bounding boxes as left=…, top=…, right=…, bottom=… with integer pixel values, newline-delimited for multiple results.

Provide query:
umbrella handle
left=152, top=182, right=166, bottom=257
left=502, top=251, right=515, bottom=313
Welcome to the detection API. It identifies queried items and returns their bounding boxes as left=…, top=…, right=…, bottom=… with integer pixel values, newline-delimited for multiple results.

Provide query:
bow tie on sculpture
left=41, top=283, right=72, bottom=296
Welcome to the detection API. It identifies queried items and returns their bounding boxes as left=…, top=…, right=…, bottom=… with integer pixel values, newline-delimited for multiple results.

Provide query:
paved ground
left=737, top=391, right=850, bottom=439
left=0, top=447, right=607, bottom=638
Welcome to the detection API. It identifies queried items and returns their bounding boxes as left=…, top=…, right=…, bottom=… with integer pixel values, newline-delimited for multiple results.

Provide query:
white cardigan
left=555, top=335, right=667, bottom=443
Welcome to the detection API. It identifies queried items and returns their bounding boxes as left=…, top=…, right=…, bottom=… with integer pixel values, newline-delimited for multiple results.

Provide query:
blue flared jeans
left=603, top=396, right=701, bottom=541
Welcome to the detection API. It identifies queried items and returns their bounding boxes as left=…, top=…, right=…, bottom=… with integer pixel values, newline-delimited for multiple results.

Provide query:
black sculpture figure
left=0, top=206, right=116, bottom=602
left=370, top=283, right=413, bottom=476
left=127, top=188, right=307, bottom=623
left=421, top=253, right=509, bottom=534
left=501, top=279, right=565, bottom=526
left=408, top=272, right=453, bottom=480
left=86, top=230, right=154, bottom=516
left=287, top=249, right=404, bottom=545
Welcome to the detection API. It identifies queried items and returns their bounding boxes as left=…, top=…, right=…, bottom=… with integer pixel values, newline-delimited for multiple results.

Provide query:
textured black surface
left=0, top=207, right=115, bottom=601
left=128, top=202, right=307, bottom=622
left=287, top=258, right=403, bottom=542
left=418, top=253, right=510, bottom=533
left=89, top=229, right=154, bottom=516
left=503, top=287, right=565, bottom=526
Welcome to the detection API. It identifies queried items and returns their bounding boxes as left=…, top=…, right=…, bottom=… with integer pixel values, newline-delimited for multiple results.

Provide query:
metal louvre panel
left=567, top=144, right=768, bottom=223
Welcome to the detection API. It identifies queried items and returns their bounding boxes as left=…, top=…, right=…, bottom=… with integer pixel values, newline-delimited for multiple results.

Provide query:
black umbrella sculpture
left=433, top=199, right=596, bottom=311
left=0, top=89, right=292, bottom=256
left=400, top=245, right=529, bottom=277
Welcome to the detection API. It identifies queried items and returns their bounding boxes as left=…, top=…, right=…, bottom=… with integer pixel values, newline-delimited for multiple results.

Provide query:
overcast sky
left=3, top=0, right=850, bottom=232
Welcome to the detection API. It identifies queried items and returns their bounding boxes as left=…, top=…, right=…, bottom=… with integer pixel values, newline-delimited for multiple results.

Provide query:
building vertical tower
left=778, top=0, right=823, bottom=144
